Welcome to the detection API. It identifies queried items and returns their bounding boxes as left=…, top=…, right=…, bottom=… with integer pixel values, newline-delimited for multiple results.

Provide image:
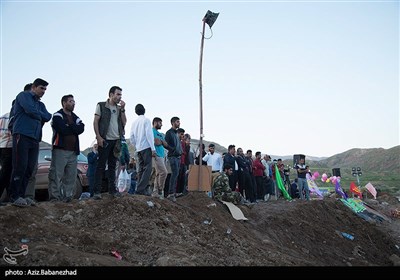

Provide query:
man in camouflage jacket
left=213, top=164, right=245, bottom=205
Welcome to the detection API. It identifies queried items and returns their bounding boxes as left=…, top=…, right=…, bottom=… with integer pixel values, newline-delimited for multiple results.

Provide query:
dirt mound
left=0, top=192, right=399, bottom=267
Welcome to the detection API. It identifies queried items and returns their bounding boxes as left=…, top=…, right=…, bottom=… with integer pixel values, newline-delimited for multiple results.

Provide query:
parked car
left=0, top=146, right=89, bottom=202
left=35, top=147, right=89, bottom=199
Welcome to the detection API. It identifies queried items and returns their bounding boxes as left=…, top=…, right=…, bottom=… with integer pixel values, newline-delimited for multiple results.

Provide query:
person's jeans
left=168, top=156, right=180, bottom=195
left=93, top=140, right=118, bottom=195
left=0, top=147, right=12, bottom=197
left=298, top=178, right=310, bottom=200
left=9, top=134, right=39, bottom=201
left=136, top=148, right=153, bottom=195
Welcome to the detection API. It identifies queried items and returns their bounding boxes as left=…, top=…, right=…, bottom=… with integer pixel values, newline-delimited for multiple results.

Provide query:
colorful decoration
left=274, top=165, right=292, bottom=200
left=306, top=173, right=323, bottom=198
left=335, top=181, right=348, bottom=200
left=350, top=182, right=362, bottom=197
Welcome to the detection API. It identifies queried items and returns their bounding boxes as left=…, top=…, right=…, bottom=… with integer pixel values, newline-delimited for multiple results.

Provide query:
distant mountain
left=316, top=146, right=400, bottom=173
left=79, top=139, right=399, bottom=174
left=189, top=139, right=327, bottom=161
left=266, top=155, right=327, bottom=161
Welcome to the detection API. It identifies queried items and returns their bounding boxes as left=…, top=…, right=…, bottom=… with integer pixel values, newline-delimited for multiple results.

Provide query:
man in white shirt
left=130, top=104, right=156, bottom=196
left=202, top=143, right=223, bottom=184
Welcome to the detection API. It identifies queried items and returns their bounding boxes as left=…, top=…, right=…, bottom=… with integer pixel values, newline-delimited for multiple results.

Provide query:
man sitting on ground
left=212, top=164, right=248, bottom=205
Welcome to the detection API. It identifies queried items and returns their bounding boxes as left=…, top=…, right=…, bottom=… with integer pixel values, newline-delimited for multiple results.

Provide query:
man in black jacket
left=223, top=144, right=238, bottom=191
left=48, top=94, right=85, bottom=202
left=164, top=116, right=182, bottom=201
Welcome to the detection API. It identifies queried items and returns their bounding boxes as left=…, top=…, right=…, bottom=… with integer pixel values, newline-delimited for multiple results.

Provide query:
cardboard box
left=187, top=165, right=212, bottom=191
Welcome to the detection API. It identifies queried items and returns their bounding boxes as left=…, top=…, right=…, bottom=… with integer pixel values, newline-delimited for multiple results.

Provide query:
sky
left=1, top=0, right=399, bottom=158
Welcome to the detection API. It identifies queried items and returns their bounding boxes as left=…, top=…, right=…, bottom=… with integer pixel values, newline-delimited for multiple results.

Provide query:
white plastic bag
left=117, top=169, right=130, bottom=192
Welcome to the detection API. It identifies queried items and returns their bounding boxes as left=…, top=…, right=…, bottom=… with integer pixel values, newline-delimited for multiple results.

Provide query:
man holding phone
left=92, top=86, right=126, bottom=199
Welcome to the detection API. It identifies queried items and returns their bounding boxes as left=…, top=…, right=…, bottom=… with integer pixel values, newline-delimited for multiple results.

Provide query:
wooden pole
left=198, top=19, right=206, bottom=192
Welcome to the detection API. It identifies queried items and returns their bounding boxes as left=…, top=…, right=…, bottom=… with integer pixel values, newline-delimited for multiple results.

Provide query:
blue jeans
left=128, top=180, right=137, bottom=194
left=298, top=178, right=310, bottom=200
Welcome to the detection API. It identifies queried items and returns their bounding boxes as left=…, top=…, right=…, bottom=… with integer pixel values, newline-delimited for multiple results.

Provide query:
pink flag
left=365, top=182, right=377, bottom=199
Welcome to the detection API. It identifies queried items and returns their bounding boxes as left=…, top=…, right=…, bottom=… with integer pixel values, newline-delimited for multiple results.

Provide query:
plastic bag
left=117, top=169, right=130, bottom=192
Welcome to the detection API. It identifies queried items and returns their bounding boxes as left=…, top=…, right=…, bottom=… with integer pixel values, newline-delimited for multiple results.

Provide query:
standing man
left=92, top=86, right=126, bottom=199
left=165, top=116, right=182, bottom=201
left=223, top=144, right=238, bottom=191
left=129, top=104, right=156, bottom=196
left=87, top=143, right=98, bottom=197
left=4, top=83, right=38, bottom=202
left=203, top=143, right=223, bottom=184
left=295, top=156, right=310, bottom=201
left=48, top=94, right=85, bottom=202
left=0, top=109, right=13, bottom=205
left=9, top=78, right=52, bottom=207
left=0, top=83, right=27, bottom=202
left=253, top=151, right=266, bottom=201
left=151, top=117, right=168, bottom=199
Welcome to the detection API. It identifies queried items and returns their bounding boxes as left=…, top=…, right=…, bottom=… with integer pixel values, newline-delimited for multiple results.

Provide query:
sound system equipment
left=332, top=168, right=341, bottom=177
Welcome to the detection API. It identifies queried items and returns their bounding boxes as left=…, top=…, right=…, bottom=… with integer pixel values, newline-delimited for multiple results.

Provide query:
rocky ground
left=0, top=191, right=399, bottom=270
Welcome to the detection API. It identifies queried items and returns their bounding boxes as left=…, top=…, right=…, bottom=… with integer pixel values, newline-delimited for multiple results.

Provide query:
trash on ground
left=79, top=192, right=91, bottom=200
left=146, top=201, right=154, bottom=207
left=111, top=250, right=122, bottom=260
left=341, top=232, right=355, bottom=240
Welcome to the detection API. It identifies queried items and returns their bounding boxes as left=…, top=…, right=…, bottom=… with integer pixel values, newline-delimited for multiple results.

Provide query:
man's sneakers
left=113, top=192, right=122, bottom=198
left=92, top=193, right=102, bottom=200
left=264, top=194, right=270, bottom=202
left=12, top=197, right=28, bottom=208
left=12, top=197, right=37, bottom=207
left=167, top=194, right=176, bottom=202
left=25, top=197, right=37, bottom=206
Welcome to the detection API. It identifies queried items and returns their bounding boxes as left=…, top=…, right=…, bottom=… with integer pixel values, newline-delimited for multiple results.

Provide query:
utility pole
left=198, top=10, right=219, bottom=191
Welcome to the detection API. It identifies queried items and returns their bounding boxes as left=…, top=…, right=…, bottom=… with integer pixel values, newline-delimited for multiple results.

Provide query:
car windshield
left=38, top=149, right=51, bottom=163
left=38, top=149, right=88, bottom=163
left=78, top=153, right=88, bottom=163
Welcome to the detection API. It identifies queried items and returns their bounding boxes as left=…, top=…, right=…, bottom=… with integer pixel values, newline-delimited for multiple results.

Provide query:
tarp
left=365, top=182, right=377, bottom=199
left=221, top=201, right=248, bottom=221
left=340, top=198, right=366, bottom=213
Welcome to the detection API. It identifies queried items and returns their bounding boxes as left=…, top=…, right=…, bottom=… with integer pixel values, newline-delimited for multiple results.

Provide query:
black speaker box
left=332, top=168, right=341, bottom=177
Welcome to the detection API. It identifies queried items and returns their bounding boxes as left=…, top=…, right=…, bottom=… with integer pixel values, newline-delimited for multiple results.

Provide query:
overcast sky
left=1, top=0, right=398, bottom=157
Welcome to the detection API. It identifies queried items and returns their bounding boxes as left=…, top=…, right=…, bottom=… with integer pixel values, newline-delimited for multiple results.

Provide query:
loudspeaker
left=332, top=168, right=341, bottom=177
left=293, top=154, right=305, bottom=167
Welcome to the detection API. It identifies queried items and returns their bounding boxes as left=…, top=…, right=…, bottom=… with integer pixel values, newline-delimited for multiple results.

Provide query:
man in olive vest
left=92, top=86, right=126, bottom=199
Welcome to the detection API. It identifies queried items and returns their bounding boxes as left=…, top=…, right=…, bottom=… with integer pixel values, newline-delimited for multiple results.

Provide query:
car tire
left=74, top=178, right=83, bottom=199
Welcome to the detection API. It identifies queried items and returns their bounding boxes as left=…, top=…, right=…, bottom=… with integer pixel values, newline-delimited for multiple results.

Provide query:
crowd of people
left=0, top=79, right=310, bottom=207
